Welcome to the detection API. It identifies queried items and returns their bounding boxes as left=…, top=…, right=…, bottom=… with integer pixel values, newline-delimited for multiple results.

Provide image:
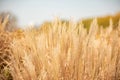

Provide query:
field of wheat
left=0, top=17, right=120, bottom=80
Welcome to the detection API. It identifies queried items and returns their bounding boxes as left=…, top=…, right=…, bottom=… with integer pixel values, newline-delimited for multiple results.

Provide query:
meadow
left=0, top=16, right=120, bottom=80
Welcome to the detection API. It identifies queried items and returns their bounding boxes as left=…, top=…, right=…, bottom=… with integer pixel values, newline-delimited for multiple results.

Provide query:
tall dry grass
left=0, top=17, right=120, bottom=80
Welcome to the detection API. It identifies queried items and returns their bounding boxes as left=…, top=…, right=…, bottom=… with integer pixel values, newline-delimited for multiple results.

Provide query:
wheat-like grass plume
left=0, top=17, right=120, bottom=80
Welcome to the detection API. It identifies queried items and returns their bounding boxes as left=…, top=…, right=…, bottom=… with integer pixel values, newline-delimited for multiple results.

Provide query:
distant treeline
left=41, top=13, right=120, bottom=31
left=81, top=13, right=120, bottom=29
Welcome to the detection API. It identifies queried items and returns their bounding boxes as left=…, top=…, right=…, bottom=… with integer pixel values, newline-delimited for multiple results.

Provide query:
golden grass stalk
left=0, top=18, right=120, bottom=80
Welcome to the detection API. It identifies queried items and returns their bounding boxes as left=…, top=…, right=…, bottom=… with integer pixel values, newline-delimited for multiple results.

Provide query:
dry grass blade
left=0, top=17, right=120, bottom=80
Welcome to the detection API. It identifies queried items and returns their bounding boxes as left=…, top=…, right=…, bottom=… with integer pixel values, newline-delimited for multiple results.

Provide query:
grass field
left=0, top=17, right=120, bottom=80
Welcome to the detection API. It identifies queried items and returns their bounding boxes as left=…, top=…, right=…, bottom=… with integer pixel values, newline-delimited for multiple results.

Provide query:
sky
left=0, top=0, right=120, bottom=26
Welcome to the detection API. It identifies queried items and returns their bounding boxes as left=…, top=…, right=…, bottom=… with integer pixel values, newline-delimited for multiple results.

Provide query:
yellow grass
left=0, top=17, right=120, bottom=80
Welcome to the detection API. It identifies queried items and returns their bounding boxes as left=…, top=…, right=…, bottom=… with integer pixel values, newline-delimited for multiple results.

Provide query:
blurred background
left=0, top=0, right=120, bottom=28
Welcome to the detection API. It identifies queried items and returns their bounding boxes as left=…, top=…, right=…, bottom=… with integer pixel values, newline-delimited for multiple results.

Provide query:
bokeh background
left=0, top=0, right=120, bottom=26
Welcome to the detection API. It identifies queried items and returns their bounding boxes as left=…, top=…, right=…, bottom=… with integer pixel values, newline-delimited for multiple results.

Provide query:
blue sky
left=0, top=0, right=120, bottom=26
